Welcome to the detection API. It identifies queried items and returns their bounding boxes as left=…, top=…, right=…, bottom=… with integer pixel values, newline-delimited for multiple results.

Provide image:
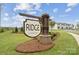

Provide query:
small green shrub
left=20, top=27, right=23, bottom=32
left=49, top=32, right=60, bottom=41
left=0, top=29, right=4, bottom=33
left=11, top=27, right=18, bottom=33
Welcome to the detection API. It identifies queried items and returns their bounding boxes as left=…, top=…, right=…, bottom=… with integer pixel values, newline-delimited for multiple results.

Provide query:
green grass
left=0, top=31, right=31, bottom=55
left=0, top=30, right=79, bottom=55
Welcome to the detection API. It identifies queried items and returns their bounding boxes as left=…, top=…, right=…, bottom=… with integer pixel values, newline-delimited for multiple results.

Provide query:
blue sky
left=0, top=3, right=79, bottom=27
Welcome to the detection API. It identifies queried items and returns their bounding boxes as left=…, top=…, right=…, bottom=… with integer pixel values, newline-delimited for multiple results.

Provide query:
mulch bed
left=16, top=39, right=54, bottom=53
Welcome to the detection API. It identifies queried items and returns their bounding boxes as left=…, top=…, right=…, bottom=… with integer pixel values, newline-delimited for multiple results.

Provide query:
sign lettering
left=24, top=20, right=41, bottom=37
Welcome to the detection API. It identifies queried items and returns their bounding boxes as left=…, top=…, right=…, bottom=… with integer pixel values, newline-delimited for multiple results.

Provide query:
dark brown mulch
left=16, top=39, right=54, bottom=53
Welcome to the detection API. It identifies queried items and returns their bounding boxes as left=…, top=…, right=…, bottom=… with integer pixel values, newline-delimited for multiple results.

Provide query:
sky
left=0, top=3, right=79, bottom=27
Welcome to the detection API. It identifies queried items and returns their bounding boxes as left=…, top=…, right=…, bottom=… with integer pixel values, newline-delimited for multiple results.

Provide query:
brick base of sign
left=16, top=39, right=54, bottom=53
left=38, top=35, right=52, bottom=44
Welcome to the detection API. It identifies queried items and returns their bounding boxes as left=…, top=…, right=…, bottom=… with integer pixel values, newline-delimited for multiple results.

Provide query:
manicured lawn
left=0, top=31, right=31, bottom=55
left=0, top=30, right=79, bottom=55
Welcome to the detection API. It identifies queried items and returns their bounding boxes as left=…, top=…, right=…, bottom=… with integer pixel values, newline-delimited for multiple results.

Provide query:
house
left=50, top=22, right=77, bottom=30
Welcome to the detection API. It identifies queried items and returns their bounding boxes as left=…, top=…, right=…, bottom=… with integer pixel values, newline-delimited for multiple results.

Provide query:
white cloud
left=11, top=14, right=39, bottom=27
left=50, top=16, right=54, bottom=19
left=67, top=3, right=78, bottom=7
left=27, top=11, right=37, bottom=15
left=12, top=14, right=25, bottom=22
left=33, top=3, right=42, bottom=12
left=3, top=17, right=8, bottom=21
left=13, top=3, right=42, bottom=12
left=53, top=8, right=58, bottom=13
left=12, top=13, right=39, bottom=24
left=75, top=20, right=79, bottom=23
left=3, top=13, right=9, bottom=21
left=12, top=21, right=22, bottom=27
left=65, top=3, right=78, bottom=13
left=33, top=3, right=41, bottom=10
left=10, top=15, right=26, bottom=27
left=65, top=8, right=72, bottom=12
left=13, top=3, right=33, bottom=11
left=4, top=13, right=9, bottom=16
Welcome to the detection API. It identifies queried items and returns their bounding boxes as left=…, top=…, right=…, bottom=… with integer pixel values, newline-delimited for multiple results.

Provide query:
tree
left=49, top=21, right=55, bottom=27
left=20, top=27, right=23, bottom=32
left=49, top=21, right=55, bottom=28
left=49, top=21, right=55, bottom=32
left=0, top=28, right=4, bottom=33
left=15, top=27, right=18, bottom=33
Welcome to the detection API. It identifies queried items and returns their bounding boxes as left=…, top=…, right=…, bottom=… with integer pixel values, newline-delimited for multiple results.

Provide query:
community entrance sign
left=16, top=13, right=54, bottom=53
left=24, top=19, right=41, bottom=37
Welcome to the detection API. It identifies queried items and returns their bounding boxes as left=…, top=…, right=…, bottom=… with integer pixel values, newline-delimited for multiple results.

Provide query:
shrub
left=20, top=27, right=23, bottom=32
left=49, top=32, right=60, bottom=41
left=0, top=28, right=4, bottom=33
left=15, top=27, right=18, bottom=33
left=12, top=27, right=18, bottom=33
